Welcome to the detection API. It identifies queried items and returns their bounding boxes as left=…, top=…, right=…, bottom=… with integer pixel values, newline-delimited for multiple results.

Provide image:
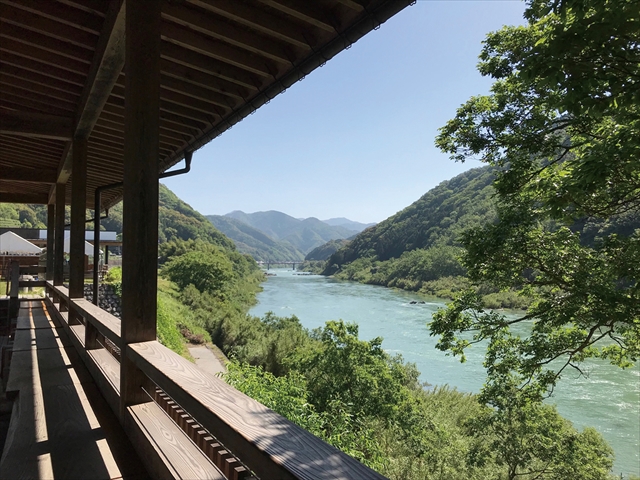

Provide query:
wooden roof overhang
left=0, top=0, right=414, bottom=210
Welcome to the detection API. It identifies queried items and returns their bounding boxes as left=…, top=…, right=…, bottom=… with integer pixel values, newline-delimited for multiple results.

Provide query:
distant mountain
left=224, top=210, right=358, bottom=253
left=206, top=215, right=304, bottom=262
left=305, top=239, right=350, bottom=261
left=322, top=218, right=376, bottom=232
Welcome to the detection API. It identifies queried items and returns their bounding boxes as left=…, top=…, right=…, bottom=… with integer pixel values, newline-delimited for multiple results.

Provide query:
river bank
left=250, top=269, right=640, bottom=477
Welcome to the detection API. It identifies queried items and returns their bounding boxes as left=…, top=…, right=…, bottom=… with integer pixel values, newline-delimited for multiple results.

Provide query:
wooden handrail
left=48, top=282, right=69, bottom=302
left=44, top=281, right=386, bottom=480
left=128, top=340, right=387, bottom=480
left=18, top=266, right=46, bottom=274
left=18, top=280, right=47, bottom=288
left=72, top=298, right=122, bottom=349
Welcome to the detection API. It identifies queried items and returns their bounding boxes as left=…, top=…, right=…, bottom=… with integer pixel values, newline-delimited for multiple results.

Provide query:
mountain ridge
left=222, top=210, right=359, bottom=253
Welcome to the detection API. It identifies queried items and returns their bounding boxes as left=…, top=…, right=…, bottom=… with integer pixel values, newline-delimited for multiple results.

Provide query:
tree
left=161, top=250, right=233, bottom=295
left=432, top=0, right=639, bottom=399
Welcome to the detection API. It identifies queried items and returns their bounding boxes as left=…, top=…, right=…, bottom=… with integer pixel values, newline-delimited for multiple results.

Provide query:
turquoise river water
left=249, top=269, right=640, bottom=477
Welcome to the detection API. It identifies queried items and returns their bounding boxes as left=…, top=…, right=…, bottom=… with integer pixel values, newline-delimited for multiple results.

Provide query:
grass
left=157, top=277, right=213, bottom=361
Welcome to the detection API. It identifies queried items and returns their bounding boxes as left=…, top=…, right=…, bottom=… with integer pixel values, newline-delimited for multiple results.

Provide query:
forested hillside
left=305, top=238, right=350, bottom=261
left=207, top=214, right=304, bottom=262
left=326, top=166, right=496, bottom=269
left=316, top=167, right=513, bottom=304
left=225, top=210, right=358, bottom=253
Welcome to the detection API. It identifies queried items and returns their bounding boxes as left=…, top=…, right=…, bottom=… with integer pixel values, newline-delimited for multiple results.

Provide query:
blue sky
left=164, top=1, right=526, bottom=224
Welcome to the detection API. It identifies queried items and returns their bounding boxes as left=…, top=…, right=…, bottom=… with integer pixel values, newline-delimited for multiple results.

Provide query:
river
left=250, top=269, right=640, bottom=477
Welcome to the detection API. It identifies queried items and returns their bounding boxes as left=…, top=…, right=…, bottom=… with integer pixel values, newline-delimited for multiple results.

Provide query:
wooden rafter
left=0, top=111, right=73, bottom=140
left=1, top=166, right=58, bottom=183
left=0, top=192, right=50, bottom=204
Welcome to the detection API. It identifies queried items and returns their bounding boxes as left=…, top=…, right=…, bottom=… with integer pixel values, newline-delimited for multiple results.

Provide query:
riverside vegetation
left=1, top=188, right=628, bottom=478
left=14, top=181, right=613, bottom=477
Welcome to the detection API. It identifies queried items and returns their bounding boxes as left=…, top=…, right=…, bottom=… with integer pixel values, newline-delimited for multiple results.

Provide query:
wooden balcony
left=1, top=1, right=414, bottom=477
left=0, top=271, right=387, bottom=479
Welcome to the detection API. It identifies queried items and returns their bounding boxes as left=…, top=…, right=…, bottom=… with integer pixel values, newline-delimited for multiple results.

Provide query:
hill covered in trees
left=317, top=163, right=640, bottom=309
left=305, top=239, right=350, bottom=261
left=315, top=167, right=516, bottom=304
left=206, top=214, right=304, bottom=262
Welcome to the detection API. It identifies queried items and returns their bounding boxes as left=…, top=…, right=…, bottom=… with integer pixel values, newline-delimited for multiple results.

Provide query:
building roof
left=0, top=231, right=42, bottom=254
left=0, top=0, right=413, bottom=209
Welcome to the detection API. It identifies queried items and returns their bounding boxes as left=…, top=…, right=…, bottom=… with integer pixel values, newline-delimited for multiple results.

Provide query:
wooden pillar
left=93, top=190, right=101, bottom=306
left=8, top=260, right=19, bottom=319
left=120, top=0, right=161, bottom=415
left=46, top=204, right=55, bottom=281
left=54, top=183, right=66, bottom=286
left=69, top=137, right=87, bottom=324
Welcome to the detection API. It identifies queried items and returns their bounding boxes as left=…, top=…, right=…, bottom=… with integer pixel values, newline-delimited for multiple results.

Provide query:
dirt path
left=188, top=344, right=227, bottom=376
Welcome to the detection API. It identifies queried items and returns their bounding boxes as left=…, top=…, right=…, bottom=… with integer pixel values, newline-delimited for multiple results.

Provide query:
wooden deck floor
left=0, top=300, right=149, bottom=480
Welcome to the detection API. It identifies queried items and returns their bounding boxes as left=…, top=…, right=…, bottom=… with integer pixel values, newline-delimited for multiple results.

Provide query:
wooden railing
left=44, top=281, right=387, bottom=480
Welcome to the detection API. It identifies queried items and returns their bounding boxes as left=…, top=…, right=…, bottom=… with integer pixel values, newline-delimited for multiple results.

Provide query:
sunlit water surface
left=250, top=269, right=640, bottom=477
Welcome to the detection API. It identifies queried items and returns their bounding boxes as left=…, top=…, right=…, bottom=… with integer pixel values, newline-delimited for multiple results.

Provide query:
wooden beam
left=159, top=59, right=248, bottom=101
left=0, top=111, right=73, bottom=140
left=0, top=22, right=94, bottom=63
left=54, top=183, right=65, bottom=285
left=0, top=3, right=98, bottom=48
left=0, top=37, right=90, bottom=75
left=74, top=0, right=125, bottom=138
left=103, top=97, right=210, bottom=132
left=0, top=137, right=63, bottom=159
left=0, top=54, right=85, bottom=87
left=1, top=0, right=103, bottom=35
left=69, top=137, right=87, bottom=304
left=188, top=0, right=313, bottom=49
left=257, top=0, right=336, bottom=32
left=161, top=22, right=277, bottom=77
left=0, top=74, right=81, bottom=104
left=53, top=0, right=126, bottom=190
left=161, top=2, right=294, bottom=64
left=1, top=166, right=58, bottom=183
left=161, top=41, right=261, bottom=91
left=46, top=204, right=54, bottom=281
left=120, top=0, right=161, bottom=415
left=111, top=82, right=227, bottom=118
left=335, top=0, right=365, bottom=12
left=0, top=64, right=84, bottom=97
left=0, top=87, right=76, bottom=115
left=0, top=192, right=49, bottom=204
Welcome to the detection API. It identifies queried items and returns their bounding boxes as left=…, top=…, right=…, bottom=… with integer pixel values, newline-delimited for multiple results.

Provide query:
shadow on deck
left=0, top=300, right=149, bottom=480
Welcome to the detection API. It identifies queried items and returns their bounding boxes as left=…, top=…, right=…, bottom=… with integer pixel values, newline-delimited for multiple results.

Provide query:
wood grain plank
left=6, top=346, right=92, bottom=394
left=16, top=315, right=55, bottom=330
left=129, top=340, right=387, bottom=480
left=12, top=326, right=70, bottom=351
left=73, top=298, right=122, bottom=349
left=0, top=382, right=146, bottom=480
left=126, top=402, right=225, bottom=480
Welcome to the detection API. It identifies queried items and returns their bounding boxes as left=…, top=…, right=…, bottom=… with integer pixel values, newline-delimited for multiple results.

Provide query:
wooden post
left=54, top=183, right=66, bottom=286
left=46, top=204, right=55, bottom=281
left=120, top=0, right=161, bottom=416
left=69, top=137, right=87, bottom=325
left=8, top=260, right=19, bottom=319
left=93, top=189, right=101, bottom=306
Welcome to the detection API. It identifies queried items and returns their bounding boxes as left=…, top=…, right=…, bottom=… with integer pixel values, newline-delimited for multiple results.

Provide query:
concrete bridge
left=256, top=261, right=301, bottom=270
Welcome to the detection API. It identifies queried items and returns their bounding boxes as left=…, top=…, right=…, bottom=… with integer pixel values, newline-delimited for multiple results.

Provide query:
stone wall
left=83, top=284, right=122, bottom=318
